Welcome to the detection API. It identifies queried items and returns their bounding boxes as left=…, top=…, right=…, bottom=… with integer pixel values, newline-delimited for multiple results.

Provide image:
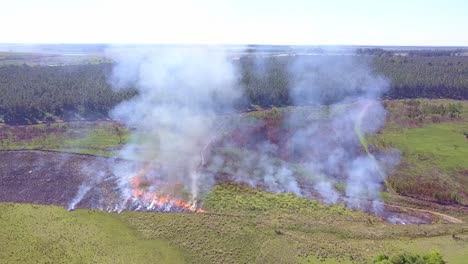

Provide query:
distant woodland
left=1, top=53, right=468, bottom=124
left=0, top=64, right=136, bottom=124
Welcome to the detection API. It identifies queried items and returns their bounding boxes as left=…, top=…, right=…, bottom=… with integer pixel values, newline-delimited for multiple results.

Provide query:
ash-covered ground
left=0, top=150, right=201, bottom=213
left=0, top=149, right=454, bottom=224
left=0, top=150, right=119, bottom=209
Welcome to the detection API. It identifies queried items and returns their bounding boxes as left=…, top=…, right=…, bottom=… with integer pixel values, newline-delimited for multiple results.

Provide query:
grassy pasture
left=373, top=122, right=468, bottom=205
left=1, top=184, right=467, bottom=263
left=370, top=100, right=468, bottom=204
left=0, top=203, right=185, bottom=264
left=375, top=123, right=468, bottom=171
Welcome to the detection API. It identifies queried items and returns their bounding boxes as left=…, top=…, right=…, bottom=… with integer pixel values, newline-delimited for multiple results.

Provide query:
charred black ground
left=1, top=150, right=462, bottom=224
left=0, top=150, right=116, bottom=208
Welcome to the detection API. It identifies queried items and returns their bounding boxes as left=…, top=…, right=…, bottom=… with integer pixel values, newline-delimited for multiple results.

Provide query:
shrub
left=423, top=250, right=445, bottom=264
left=373, top=250, right=445, bottom=264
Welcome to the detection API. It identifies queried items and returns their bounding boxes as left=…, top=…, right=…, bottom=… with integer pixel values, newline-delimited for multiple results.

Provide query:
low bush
left=373, top=250, right=445, bottom=264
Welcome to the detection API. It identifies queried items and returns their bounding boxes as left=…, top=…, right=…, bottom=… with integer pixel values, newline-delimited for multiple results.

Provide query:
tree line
left=0, top=63, right=136, bottom=124
left=1, top=54, right=468, bottom=124
left=356, top=47, right=466, bottom=57
left=236, top=55, right=468, bottom=107
left=372, top=56, right=468, bottom=99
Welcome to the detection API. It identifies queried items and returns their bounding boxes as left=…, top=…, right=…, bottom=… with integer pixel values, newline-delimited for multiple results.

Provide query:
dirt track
left=385, top=204, right=463, bottom=224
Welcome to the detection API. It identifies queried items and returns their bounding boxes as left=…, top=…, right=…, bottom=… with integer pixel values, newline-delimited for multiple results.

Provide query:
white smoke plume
left=67, top=159, right=111, bottom=211
left=107, top=46, right=242, bottom=210
left=98, top=47, right=399, bottom=215
left=68, top=184, right=91, bottom=211
left=286, top=55, right=399, bottom=214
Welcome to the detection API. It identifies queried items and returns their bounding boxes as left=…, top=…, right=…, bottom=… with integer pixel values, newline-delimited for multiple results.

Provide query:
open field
left=374, top=123, right=468, bottom=203
left=0, top=51, right=110, bottom=66
left=1, top=184, right=467, bottom=263
left=0, top=203, right=185, bottom=264
left=2, top=0, right=468, bottom=261
left=369, top=99, right=468, bottom=205
left=0, top=121, right=128, bottom=156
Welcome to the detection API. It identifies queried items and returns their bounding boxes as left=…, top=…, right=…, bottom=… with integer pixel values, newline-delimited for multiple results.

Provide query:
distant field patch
left=372, top=122, right=468, bottom=204
left=0, top=121, right=128, bottom=156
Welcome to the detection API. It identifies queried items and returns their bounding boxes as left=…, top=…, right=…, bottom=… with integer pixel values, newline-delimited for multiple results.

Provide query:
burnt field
left=0, top=149, right=464, bottom=225
left=0, top=150, right=118, bottom=209
left=0, top=150, right=195, bottom=213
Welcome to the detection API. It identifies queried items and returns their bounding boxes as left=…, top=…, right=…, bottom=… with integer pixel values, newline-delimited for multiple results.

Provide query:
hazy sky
left=0, top=0, right=467, bottom=46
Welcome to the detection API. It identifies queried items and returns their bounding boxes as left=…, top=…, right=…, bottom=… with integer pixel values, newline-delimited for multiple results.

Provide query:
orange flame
left=128, top=165, right=204, bottom=213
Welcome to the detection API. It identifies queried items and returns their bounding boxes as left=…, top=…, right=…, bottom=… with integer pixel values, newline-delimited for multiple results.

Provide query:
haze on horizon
left=0, top=0, right=467, bottom=46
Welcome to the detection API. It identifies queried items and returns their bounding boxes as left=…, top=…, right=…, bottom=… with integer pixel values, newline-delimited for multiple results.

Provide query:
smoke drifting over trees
left=95, top=47, right=400, bottom=214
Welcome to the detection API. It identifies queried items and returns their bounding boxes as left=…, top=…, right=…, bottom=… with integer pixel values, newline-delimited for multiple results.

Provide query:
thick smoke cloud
left=286, top=55, right=399, bottom=214
left=70, top=48, right=399, bottom=215
left=108, top=47, right=241, bottom=210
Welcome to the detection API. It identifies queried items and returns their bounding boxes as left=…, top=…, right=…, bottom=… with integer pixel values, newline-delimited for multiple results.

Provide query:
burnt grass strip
left=0, top=150, right=462, bottom=224
left=0, top=150, right=117, bottom=208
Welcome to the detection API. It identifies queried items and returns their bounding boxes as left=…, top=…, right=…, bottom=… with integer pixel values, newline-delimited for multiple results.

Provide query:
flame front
left=126, top=165, right=204, bottom=213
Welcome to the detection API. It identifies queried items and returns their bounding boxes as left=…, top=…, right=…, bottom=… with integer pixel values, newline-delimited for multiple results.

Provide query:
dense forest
left=237, top=55, right=468, bottom=108
left=373, top=56, right=468, bottom=99
left=0, top=64, right=136, bottom=124
left=1, top=54, right=468, bottom=124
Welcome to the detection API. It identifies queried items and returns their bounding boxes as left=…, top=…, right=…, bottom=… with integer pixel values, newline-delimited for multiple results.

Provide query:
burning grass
left=126, top=171, right=203, bottom=213
left=0, top=150, right=206, bottom=214
left=1, top=149, right=451, bottom=225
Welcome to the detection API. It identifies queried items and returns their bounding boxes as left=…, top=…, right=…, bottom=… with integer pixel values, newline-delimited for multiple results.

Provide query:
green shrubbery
left=204, top=183, right=324, bottom=212
left=403, top=100, right=463, bottom=122
left=373, top=250, right=445, bottom=264
left=383, top=99, right=465, bottom=128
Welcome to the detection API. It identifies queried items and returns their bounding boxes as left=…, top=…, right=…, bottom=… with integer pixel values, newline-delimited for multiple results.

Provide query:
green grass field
left=0, top=203, right=185, bottom=264
left=361, top=99, right=468, bottom=205
left=1, top=184, right=467, bottom=263
left=371, top=122, right=468, bottom=205
left=374, top=123, right=468, bottom=170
